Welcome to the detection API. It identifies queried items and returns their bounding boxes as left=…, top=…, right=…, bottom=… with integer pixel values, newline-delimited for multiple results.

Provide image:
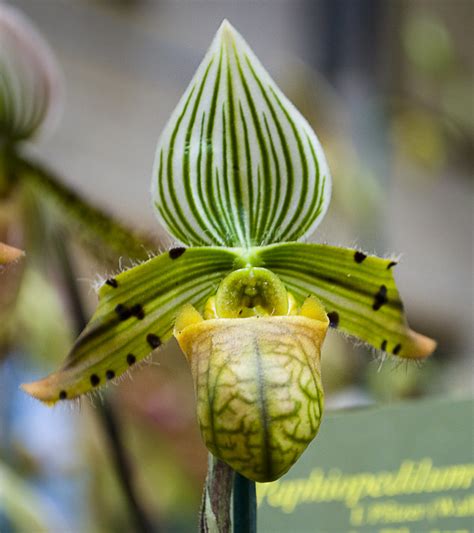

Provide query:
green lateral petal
left=151, top=20, right=331, bottom=247
left=256, top=243, right=436, bottom=359
left=22, top=247, right=239, bottom=404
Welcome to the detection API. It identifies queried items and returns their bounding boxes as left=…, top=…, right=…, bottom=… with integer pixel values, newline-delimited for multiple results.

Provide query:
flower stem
left=200, top=455, right=234, bottom=533
left=200, top=455, right=257, bottom=533
left=233, top=473, right=257, bottom=533
left=53, top=230, right=156, bottom=533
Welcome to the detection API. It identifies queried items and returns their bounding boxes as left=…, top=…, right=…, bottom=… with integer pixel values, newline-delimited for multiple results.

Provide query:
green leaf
left=16, top=154, right=157, bottom=262
left=255, top=242, right=436, bottom=359
left=0, top=5, right=61, bottom=141
left=152, top=20, right=331, bottom=248
left=22, top=246, right=239, bottom=404
left=0, top=461, right=67, bottom=531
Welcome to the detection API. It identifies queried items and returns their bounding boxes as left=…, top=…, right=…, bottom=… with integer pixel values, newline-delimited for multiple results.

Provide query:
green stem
left=53, top=229, right=156, bottom=533
left=233, top=473, right=257, bottom=533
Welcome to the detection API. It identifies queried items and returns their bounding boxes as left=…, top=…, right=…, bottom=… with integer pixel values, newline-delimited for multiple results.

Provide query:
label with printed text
left=257, top=397, right=473, bottom=533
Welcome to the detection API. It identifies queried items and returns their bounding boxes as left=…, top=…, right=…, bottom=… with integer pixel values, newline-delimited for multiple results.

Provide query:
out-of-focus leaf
left=15, top=154, right=157, bottom=262
left=0, top=461, right=67, bottom=532
left=14, top=268, right=73, bottom=366
left=152, top=20, right=331, bottom=247
left=392, top=109, right=446, bottom=171
left=402, top=13, right=454, bottom=75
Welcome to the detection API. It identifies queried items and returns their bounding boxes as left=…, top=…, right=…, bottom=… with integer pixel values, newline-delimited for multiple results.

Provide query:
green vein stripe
left=204, top=48, right=226, bottom=242
left=164, top=84, right=204, bottom=245
left=255, top=166, right=264, bottom=239
left=295, top=133, right=324, bottom=239
left=234, top=47, right=271, bottom=244
left=158, top=85, right=200, bottom=244
left=262, top=113, right=282, bottom=244
left=221, top=103, right=237, bottom=240
left=239, top=102, right=255, bottom=235
left=212, top=166, right=233, bottom=245
left=269, top=87, right=310, bottom=242
left=226, top=42, right=247, bottom=245
left=220, top=109, right=236, bottom=240
left=182, top=57, right=218, bottom=243
left=245, top=57, right=292, bottom=243
left=196, top=112, right=226, bottom=244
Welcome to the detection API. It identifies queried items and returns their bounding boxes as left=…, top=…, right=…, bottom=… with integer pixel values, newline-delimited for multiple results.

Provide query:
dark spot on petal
left=59, top=390, right=67, bottom=400
left=354, top=251, right=367, bottom=264
left=106, top=370, right=115, bottom=380
left=393, top=343, right=402, bottom=355
left=147, top=333, right=161, bottom=349
left=130, top=304, right=145, bottom=320
left=105, top=278, right=118, bottom=288
left=381, top=340, right=388, bottom=351
left=127, top=353, right=136, bottom=366
left=387, top=261, right=397, bottom=269
left=90, top=374, right=100, bottom=386
left=169, top=247, right=186, bottom=260
left=327, top=311, right=339, bottom=328
left=115, top=303, right=131, bottom=321
left=373, top=285, right=388, bottom=311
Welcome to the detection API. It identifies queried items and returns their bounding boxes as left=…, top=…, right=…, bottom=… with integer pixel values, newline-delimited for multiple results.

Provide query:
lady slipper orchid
left=22, top=21, right=436, bottom=483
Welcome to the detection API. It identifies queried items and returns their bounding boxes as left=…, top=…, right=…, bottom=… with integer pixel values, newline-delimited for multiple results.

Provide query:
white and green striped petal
left=22, top=247, right=239, bottom=404
left=0, top=5, right=61, bottom=141
left=255, top=243, right=436, bottom=359
left=151, top=20, right=331, bottom=248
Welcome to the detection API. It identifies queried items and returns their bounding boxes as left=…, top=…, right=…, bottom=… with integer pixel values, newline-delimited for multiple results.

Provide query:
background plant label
left=257, top=397, right=473, bottom=533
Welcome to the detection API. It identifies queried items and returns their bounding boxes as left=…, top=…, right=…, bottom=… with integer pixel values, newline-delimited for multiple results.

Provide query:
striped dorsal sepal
left=152, top=20, right=331, bottom=248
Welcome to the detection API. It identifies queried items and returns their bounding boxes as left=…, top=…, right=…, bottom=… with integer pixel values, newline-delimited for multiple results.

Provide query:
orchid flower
left=23, top=20, right=436, bottom=484
left=0, top=4, right=61, bottom=142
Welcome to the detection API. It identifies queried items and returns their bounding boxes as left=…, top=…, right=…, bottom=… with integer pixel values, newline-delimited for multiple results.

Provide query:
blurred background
left=1, top=0, right=472, bottom=531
